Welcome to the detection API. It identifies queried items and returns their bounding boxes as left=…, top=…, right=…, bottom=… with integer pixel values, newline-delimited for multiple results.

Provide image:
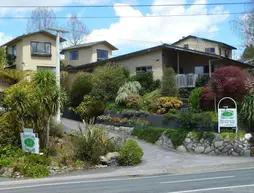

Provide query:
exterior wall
left=64, top=43, right=114, bottom=67
left=21, top=34, right=57, bottom=71
left=116, top=50, right=163, bottom=80
left=6, top=33, right=57, bottom=71
left=174, top=37, right=232, bottom=58
left=64, top=47, right=93, bottom=67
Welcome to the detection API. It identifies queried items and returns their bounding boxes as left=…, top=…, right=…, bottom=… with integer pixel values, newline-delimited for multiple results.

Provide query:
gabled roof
left=1, top=30, right=66, bottom=47
left=172, top=35, right=237, bottom=50
left=69, top=43, right=253, bottom=71
left=61, top=41, right=118, bottom=52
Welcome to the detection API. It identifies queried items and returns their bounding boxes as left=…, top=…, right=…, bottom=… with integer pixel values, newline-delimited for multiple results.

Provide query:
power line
left=0, top=2, right=252, bottom=8
left=0, top=12, right=251, bottom=19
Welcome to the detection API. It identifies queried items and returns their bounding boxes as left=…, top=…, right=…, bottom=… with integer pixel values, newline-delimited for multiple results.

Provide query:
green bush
left=75, top=126, right=117, bottom=164
left=105, top=102, right=125, bottom=113
left=131, top=72, right=160, bottom=94
left=195, top=75, right=209, bottom=87
left=91, top=64, right=129, bottom=101
left=15, top=163, right=49, bottom=178
left=50, top=120, right=64, bottom=138
left=142, top=89, right=161, bottom=111
left=119, top=139, right=143, bottom=166
left=189, top=87, right=202, bottom=111
left=164, top=129, right=188, bottom=148
left=75, top=96, right=105, bottom=124
left=240, top=94, right=254, bottom=131
left=191, top=131, right=215, bottom=144
left=70, top=73, right=93, bottom=107
left=161, top=67, right=178, bottom=96
left=178, top=88, right=192, bottom=98
left=132, top=127, right=165, bottom=143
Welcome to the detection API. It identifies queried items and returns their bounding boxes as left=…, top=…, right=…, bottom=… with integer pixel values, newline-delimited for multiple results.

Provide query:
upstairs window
left=205, top=47, right=215, bottom=54
left=31, top=41, right=51, bottom=56
left=183, top=44, right=189, bottom=49
left=136, top=66, right=153, bottom=73
left=70, top=50, right=79, bottom=60
left=11, top=45, right=16, bottom=56
left=97, top=49, right=109, bottom=61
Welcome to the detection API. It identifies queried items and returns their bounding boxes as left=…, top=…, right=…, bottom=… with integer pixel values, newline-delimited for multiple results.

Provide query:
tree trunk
left=45, top=118, right=50, bottom=148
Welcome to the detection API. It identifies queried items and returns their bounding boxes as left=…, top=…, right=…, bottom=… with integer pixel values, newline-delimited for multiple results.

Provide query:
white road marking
left=167, top=184, right=254, bottom=193
left=160, top=175, right=235, bottom=184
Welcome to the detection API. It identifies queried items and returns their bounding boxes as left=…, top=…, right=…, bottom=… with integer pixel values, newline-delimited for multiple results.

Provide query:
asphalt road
left=1, top=168, right=254, bottom=193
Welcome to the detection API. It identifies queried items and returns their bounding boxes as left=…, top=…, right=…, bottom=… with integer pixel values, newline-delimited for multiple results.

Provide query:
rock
left=1, top=167, right=13, bottom=177
left=95, top=164, right=108, bottom=168
left=244, top=150, right=251, bottom=157
left=184, top=138, right=191, bottom=143
left=100, top=152, right=120, bottom=166
left=156, top=135, right=174, bottom=150
left=176, top=145, right=187, bottom=153
left=194, top=146, right=205, bottom=154
left=204, top=146, right=213, bottom=154
left=214, top=141, right=223, bottom=148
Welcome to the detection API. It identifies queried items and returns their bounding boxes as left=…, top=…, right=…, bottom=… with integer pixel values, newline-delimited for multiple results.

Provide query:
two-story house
left=2, top=30, right=66, bottom=71
left=172, top=35, right=236, bottom=59
left=61, top=41, right=118, bottom=68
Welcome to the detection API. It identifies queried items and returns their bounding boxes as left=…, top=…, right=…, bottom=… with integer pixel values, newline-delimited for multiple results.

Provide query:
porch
left=175, top=73, right=209, bottom=88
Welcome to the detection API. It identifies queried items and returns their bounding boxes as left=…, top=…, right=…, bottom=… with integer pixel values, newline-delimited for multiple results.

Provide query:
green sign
left=24, top=137, right=35, bottom=148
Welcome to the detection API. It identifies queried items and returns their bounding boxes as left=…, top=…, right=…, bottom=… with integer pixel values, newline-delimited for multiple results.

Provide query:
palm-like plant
left=240, top=93, right=254, bottom=131
left=115, top=81, right=141, bottom=104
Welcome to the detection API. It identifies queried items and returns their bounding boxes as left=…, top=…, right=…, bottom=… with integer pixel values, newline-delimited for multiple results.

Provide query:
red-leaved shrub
left=199, top=86, right=215, bottom=110
left=209, top=66, right=249, bottom=100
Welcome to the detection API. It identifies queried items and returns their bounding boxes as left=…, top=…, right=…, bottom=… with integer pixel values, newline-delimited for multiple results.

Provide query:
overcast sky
left=0, top=0, right=251, bottom=58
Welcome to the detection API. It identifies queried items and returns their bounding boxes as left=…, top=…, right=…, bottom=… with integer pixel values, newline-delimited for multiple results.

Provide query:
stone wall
left=156, top=132, right=252, bottom=157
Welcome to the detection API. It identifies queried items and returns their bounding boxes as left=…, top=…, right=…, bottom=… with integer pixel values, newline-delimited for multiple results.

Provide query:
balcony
left=176, top=74, right=208, bottom=88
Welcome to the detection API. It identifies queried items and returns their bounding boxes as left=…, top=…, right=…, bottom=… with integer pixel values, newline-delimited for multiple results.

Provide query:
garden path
left=61, top=118, right=254, bottom=176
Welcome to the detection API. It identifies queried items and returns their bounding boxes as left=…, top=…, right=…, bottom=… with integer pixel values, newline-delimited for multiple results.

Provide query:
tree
left=0, top=47, right=6, bottom=69
left=27, top=7, right=57, bottom=32
left=241, top=45, right=254, bottom=64
left=161, top=67, right=178, bottom=96
left=67, top=14, right=88, bottom=45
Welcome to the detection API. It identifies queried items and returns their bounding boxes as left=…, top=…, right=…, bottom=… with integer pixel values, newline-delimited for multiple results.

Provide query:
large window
left=31, top=41, right=51, bottom=56
left=11, top=46, right=16, bottom=56
left=205, top=47, right=215, bottom=54
left=70, top=50, right=79, bottom=60
left=136, top=66, right=153, bottom=73
left=97, top=49, right=109, bottom=61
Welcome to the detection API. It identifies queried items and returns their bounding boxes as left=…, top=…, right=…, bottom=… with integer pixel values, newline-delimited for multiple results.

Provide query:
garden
left=1, top=61, right=254, bottom=179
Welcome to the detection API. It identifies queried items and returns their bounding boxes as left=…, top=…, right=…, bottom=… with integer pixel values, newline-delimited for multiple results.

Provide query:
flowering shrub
left=125, top=94, right=141, bottom=109
left=152, top=97, right=183, bottom=114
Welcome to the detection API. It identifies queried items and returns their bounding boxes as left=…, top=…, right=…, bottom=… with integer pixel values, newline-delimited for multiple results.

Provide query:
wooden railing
left=176, top=74, right=200, bottom=88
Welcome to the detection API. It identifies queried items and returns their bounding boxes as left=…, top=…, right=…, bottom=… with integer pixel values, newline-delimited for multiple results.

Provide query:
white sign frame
left=217, top=97, right=238, bottom=133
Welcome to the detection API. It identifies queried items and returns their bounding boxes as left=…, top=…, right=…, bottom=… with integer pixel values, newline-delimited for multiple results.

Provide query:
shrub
left=119, top=139, right=143, bottom=166
left=209, top=66, right=249, bottom=101
left=132, top=127, right=166, bottom=143
left=178, top=88, right=192, bottom=98
left=105, top=102, right=125, bottom=113
left=195, top=75, right=209, bottom=87
left=115, top=81, right=142, bottom=109
left=91, top=64, right=129, bottom=101
left=18, top=164, right=49, bottom=178
left=199, top=86, right=215, bottom=111
left=151, top=97, right=183, bottom=114
left=142, top=89, right=161, bottom=111
left=240, top=93, right=254, bottom=131
left=70, top=73, right=93, bottom=107
left=164, top=129, right=188, bottom=148
left=189, top=87, right=202, bottom=111
left=131, top=72, right=159, bottom=94
left=49, top=120, right=64, bottom=138
left=191, top=131, right=215, bottom=144
left=161, top=67, right=178, bottom=96
left=75, top=96, right=105, bottom=124
left=75, top=126, right=117, bottom=164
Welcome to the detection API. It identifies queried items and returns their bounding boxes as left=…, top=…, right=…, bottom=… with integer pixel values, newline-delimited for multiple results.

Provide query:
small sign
left=217, top=97, right=238, bottom=133
left=218, top=108, right=237, bottom=128
left=20, top=128, right=39, bottom=154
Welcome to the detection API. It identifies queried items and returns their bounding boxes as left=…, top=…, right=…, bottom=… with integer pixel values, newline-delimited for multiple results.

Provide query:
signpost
left=217, top=97, right=238, bottom=133
left=20, top=129, right=39, bottom=154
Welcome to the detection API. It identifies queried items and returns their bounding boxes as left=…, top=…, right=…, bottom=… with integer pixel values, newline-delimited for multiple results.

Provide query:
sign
left=218, top=108, right=237, bottom=128
left=20, top=128, right=39, bottom=154
left=217, top=97, right=238, bottom=133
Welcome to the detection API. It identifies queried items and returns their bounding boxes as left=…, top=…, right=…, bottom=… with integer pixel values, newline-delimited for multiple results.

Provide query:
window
left=70, top=50, right=79, bottom=60
left=219, top=48, right=222, bottom=56
left=37, top=66, right=56, bottom=73
left=31, top=41, right=51, bottom=56
left=194, top=66, right=204, bottom=74
left=97, top=49, right=109, bottom=61
left=205, top=48, right=215, bottom=53
left=11, top=46, right=16, bottom=56
left=225, top=50, right=230, bottom=58
left=136, top=66, right=153, bottom=73
left=183, top=44, right=189, bottom=49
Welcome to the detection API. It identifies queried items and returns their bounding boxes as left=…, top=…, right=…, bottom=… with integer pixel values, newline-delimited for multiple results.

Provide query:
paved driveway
left=61, top=118, right=254, bottom=176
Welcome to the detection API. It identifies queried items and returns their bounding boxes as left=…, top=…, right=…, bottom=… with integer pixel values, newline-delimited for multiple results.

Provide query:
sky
left=0, top=0, right=252, bottom=59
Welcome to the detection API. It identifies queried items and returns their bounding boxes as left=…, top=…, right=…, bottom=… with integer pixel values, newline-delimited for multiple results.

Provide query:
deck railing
left=176, top=74, right=200, bottom=88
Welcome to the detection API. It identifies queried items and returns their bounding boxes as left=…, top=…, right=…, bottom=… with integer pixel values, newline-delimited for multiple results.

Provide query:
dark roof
left=172, top=35, right=237, bottom=50
left=1, top=30, right=66, bottom=47
left=61, top=41, right=118, bottom=52
left=69, top=43, right=253, bottom=71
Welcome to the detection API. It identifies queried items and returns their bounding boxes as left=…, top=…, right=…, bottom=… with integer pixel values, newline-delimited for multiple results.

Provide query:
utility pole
left=47, top=28, right=68, bottom=123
